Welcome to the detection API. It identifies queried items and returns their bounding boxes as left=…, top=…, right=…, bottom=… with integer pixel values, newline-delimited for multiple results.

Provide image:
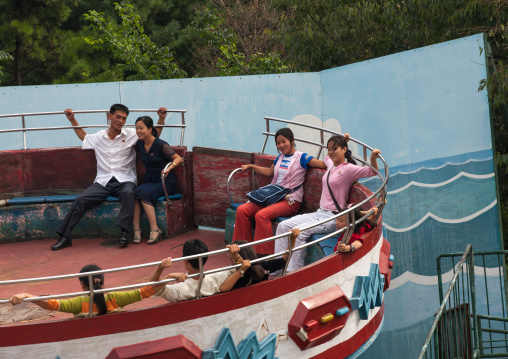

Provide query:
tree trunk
left=15, top=36, right=22, bottom=86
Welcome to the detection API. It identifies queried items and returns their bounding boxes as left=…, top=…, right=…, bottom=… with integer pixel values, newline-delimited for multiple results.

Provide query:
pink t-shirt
left=319, top=157, right=376, bottom=211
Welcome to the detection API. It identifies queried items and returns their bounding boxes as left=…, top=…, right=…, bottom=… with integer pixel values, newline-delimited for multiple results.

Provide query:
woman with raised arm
left=233, top=128, right=326, bottom=256
left=274, top=134, right=381, bottom=272
left=133, top=116, right=183, bottom=245
left=9, top=264, right=161, bottom=317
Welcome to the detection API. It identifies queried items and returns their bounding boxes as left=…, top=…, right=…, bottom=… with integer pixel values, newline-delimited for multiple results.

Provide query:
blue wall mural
left=0, top=34, right=500, bottom=358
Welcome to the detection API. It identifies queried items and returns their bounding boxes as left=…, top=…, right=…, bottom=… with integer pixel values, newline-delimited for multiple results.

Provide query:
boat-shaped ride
left=0, top=110, right=392, bottom=358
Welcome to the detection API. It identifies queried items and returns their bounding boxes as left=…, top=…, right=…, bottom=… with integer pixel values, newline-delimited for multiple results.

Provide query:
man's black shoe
left=119, top=231, right=129, bottom=248
left=51, top=237, right=72, bottom=251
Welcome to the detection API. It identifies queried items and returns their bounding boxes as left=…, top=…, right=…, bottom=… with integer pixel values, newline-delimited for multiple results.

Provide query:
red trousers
left=232, top=200, right=301, bottom=254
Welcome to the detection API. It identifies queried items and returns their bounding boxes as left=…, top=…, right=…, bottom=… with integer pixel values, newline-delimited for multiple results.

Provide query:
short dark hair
left=182, top=239, right=209, bottom=269
left=110, top=104, right=129, bottom=116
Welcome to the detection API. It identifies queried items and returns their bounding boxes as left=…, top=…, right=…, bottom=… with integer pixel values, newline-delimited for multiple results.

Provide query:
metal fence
left=0, top=109, right=187, bottom=149
left=419, top=246, right=508, bottom=359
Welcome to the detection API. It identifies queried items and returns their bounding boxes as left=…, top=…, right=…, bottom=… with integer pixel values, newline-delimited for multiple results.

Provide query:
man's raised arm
left=155, top=107, right=167, bottom=137
left=64, top=109, right=86, bottom=141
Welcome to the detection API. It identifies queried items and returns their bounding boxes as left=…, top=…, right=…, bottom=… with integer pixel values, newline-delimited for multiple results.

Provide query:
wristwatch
left=239, top=269, right=245, bottom=277
left=350, top=244, right=355, bottom=253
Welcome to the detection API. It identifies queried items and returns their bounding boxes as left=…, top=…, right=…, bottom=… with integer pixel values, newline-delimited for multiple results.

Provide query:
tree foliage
left=84, top=2, right=186, bottom=80
left=0, top=0, right=78, bottom=85
left=183, top=0, right=290, bottom=77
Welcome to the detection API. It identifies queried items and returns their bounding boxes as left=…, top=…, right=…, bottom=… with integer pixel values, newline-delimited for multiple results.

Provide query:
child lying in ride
left=150, top=238, right=249, bottom=302
left=334, top=206, right=378, bottom=253
left=218, top=228, right=300, bottom=291
left=9, top=264, right=160, bottom=317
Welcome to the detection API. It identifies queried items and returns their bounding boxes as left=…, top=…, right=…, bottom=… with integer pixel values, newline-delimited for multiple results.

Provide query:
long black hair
left=350, top=208, right=377, bottom=234
left=327, top=135, right=357, bottom=165
left=79, top=264, right=107, bottom=316
left=234, top=240, right=266, bottom=284
left=135, top=116, right=158, bottom=138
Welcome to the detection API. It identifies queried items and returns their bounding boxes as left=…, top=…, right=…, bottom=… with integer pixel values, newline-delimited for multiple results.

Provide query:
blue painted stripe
left=7, top=194, right=183, bottom=206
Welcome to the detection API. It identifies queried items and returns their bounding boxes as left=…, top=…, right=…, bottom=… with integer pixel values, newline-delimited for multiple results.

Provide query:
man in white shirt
left=149, top=239, right=250, bottom=302
left=51, top=104, right=167, bottom=250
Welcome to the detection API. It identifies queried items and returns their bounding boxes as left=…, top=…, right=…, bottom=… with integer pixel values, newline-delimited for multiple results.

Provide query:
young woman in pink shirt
left=274, top=134, right=381, bottom=272
left=232, top=128, right=327, bottom=255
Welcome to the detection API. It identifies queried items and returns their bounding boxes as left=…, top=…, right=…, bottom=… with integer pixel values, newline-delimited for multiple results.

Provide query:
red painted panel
left=106, top=335, right=202, bottom=359
left=379, top=238, right=392, bottom=292
left=0, top=150, right=26, bottom=198
left=166, top=200, right=192, bottom=238
left=252, top=154, right=275, bottom=189
left=0, top=146, right=189, bottom=198
left=192, top=149, right=253, bottom=228
left=310, top=303, right=385, bottom=359
left=288, top=286, right=351, bottom=351
left=24, top=148, right=97, bottom=194
left=348, top=183, right=376, bottom=209
left=301, top=168, right=325, bottom=213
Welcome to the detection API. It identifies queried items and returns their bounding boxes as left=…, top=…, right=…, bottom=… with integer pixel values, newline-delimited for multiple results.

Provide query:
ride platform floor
left=0, top=228, right=229, bottom=326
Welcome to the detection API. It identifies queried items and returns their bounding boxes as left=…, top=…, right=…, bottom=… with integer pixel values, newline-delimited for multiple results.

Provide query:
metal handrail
left=0, top=114, right=389, bottom=312
left=227, top=168, right=244, bottom=204
left=0, top=213, right=362, bottom=305
left=418, top=244, right=479, bottom=359
left=0, top=109, right=187, bottom=149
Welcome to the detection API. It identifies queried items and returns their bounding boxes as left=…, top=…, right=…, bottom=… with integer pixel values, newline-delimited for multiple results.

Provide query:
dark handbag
left=247, top=184, right=301, bottom=207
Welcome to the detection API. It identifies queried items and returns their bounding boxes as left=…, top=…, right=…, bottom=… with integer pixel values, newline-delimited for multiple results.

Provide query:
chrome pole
left=88, top=274, right=94, bottom=317
left=261, top=117, right=270, bottom=154
left=21, top=115, right=27, bottom=149
left=282, top=232, right=294, bottom=276
left=317, top=128, right=324, bottom=158
left=161, top=162, right=173, bottom=203
left=180, top=112, right=185, bottom=147
left=196, top=257, right=204, bottom=299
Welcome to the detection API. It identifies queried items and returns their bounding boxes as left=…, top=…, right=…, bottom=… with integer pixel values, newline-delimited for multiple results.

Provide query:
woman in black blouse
left=133, top=116, right=183, bottom=244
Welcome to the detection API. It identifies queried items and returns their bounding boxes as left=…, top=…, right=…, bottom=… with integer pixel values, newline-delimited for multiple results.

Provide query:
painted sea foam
left=361, top=149, right=500, bottom=281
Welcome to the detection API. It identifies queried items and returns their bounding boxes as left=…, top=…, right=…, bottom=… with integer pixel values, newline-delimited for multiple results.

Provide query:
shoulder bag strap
left=327, top=170, right=342, bottom=213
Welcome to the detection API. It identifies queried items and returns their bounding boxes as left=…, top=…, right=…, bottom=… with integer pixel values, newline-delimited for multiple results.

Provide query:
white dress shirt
left=82, top=128, right=138, bottom=186
left=155, top=269, right=235, bottom=303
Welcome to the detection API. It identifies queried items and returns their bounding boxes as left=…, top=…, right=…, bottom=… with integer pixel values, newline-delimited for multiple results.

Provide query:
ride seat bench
left=1, top=194, right=183, bottom=241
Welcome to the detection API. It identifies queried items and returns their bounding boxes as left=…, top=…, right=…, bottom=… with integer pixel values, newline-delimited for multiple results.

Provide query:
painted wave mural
left=359, top=149, right=502, bottom=358
left=361, top=149, right=499, bottom=279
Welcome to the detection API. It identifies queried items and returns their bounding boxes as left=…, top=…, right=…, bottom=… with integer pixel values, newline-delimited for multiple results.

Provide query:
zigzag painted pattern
left=202, top=327, right=279, bottom=359
left=350, top=263, right=385, bottom=320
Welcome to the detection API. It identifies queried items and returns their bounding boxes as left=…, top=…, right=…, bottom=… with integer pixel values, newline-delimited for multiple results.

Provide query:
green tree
left=84, top=2, right=186, bottom=80
left=185, top=0, right=290, bottom=77
left=0, top=0, right=78, bottom=85
left=0, top=50, right=13, bottom=77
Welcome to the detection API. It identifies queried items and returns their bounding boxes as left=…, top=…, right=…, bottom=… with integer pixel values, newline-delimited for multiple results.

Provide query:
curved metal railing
left=0, top=115, right=389, bottom=318
left=0, top=109, right=187, bottom=149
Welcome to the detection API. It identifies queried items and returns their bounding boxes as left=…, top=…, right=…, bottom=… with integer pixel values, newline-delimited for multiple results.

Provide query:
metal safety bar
left=0, top=207, right=363, bottom=306
left=0, top=109, right=187, bottom=149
